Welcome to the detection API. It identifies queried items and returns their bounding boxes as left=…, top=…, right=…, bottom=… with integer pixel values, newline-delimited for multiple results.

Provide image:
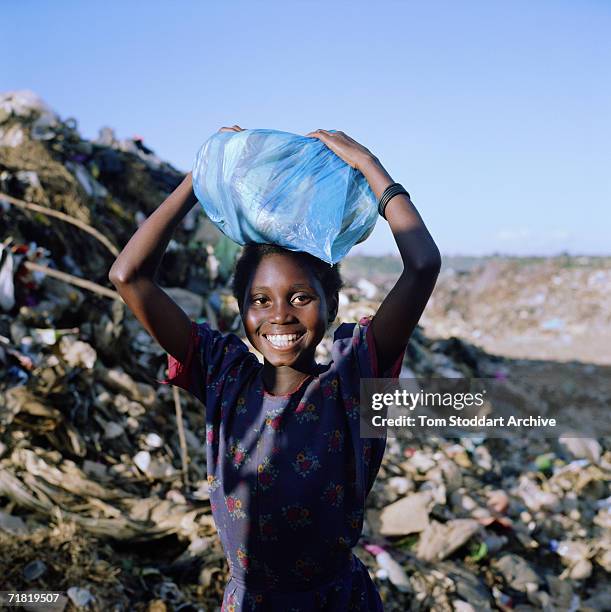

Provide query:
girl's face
left=242, top=253, right=331, bottom=369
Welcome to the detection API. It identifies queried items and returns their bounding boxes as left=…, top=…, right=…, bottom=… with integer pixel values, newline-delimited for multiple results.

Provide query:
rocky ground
left=1, top=91, right=609, bottom=611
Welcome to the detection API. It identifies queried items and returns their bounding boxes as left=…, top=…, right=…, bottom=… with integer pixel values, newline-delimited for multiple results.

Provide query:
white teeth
left=265, top=333, right=303, bottom=347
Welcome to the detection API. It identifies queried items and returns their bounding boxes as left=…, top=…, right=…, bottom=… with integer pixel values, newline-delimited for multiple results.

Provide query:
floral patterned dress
left=159, top=316, right=404, bottom=611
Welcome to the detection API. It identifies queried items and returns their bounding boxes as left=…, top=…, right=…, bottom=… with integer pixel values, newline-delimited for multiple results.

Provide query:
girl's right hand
left=218, top=125, right=245, bottom=133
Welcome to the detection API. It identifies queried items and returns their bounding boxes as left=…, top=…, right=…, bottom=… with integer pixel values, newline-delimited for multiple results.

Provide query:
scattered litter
left=67, top=586, right=94, bottom=607
left=1, top=90, right=608, bottom=610
left=416, top=519, right=480, bottom=562
left=493, top=553, right=541, bottom=593
left=364, top=544, right=411, bottom=593
left=23, top=559, right=47, bottom=581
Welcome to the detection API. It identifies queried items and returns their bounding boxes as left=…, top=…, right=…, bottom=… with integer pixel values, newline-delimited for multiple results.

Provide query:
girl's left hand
left=305, top=129, right=376, bottom=171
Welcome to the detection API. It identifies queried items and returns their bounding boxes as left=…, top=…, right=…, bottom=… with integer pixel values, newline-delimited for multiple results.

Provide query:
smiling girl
left=109, top=126, right=441, bottom=611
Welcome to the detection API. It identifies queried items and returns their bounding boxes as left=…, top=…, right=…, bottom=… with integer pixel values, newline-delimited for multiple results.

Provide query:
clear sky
left=2, top=0, right=609, bottom=256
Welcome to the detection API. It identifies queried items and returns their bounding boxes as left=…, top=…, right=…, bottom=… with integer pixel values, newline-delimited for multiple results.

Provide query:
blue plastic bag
left=192, top=128, right=378, bottom=264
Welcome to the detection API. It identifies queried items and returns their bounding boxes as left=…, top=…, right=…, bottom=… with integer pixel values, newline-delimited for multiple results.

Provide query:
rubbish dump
left=1, top=90, right=610, bottom=611
left=418, top=255, right=611, bottom=365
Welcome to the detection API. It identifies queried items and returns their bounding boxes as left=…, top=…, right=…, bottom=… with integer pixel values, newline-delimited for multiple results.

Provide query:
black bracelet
left=378, top=183, right=410, bottom=219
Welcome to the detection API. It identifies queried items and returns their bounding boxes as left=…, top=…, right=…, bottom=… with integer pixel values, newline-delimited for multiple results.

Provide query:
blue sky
left=2, top=1, right=609, bottom=256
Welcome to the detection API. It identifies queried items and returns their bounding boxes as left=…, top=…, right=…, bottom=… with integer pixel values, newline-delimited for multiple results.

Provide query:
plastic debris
left=0, top=243, right=16, bottom=310
left=145, top=432, right=164, bottom=449
left=416, top=519, right=480, bottom=562
left=373, top=491, right=431, bottom=536
left=58, top=336, right=97, bottom=369
left=0, top=510, right=29, bottom=535
left=493, top=553, right=541, bottom=593
left=23, top=559, right=47, bottom=581
left=364, top=544, right=411, bottom=593
left=67, top=586, right=94, bottom=607
left=558, top=436, right=602, bottom=463
left=1, top=90, right=609, bottom=610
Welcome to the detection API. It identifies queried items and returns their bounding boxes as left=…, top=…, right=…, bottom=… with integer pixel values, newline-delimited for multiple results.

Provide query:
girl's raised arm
left=108, top=172, right=198, bottom=364
left=358, top=155, right=441, bottom=374
left=306, top=130, right=442, bottom=375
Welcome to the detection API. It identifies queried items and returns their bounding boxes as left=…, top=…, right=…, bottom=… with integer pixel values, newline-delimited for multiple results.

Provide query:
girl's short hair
left=231, top=244, right=343, bottom=321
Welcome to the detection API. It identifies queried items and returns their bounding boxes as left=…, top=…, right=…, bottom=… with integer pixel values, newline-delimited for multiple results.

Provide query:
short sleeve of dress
left=156, top=320, right=251, bottom=404
left=330, top=315, right=407, bottom=499
left=332, top=315, right=405, bottom=380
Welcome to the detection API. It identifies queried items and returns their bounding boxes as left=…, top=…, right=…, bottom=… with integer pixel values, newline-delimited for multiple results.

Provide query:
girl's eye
left=251, top=294, right=313, bottom=306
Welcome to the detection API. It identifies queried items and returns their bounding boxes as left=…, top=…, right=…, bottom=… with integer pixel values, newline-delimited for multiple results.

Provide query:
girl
left=109, top=126, right=441, bottom=611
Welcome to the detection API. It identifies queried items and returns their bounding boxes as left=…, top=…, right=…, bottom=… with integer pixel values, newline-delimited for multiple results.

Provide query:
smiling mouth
left=263, top=332, right=306, bottom=350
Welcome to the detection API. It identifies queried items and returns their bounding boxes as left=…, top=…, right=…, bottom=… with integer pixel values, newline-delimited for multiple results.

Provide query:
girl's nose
left=269, top=302, right=295, bottom=323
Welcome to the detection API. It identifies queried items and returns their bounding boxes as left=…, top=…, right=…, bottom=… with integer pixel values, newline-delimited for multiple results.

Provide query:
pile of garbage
left=417, top=256, right=611, bottom=366
left=1, top=91, right=609, bottom=611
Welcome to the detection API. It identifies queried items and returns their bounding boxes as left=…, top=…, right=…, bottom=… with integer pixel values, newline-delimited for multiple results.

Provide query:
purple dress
left=159, top=316, right=404, bottom=611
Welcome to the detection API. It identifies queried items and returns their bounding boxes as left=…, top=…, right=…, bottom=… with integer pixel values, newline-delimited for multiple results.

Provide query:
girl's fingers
left=306, top=129, right=331, bottom=138
left=218, top=125, right=245, bottom=133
